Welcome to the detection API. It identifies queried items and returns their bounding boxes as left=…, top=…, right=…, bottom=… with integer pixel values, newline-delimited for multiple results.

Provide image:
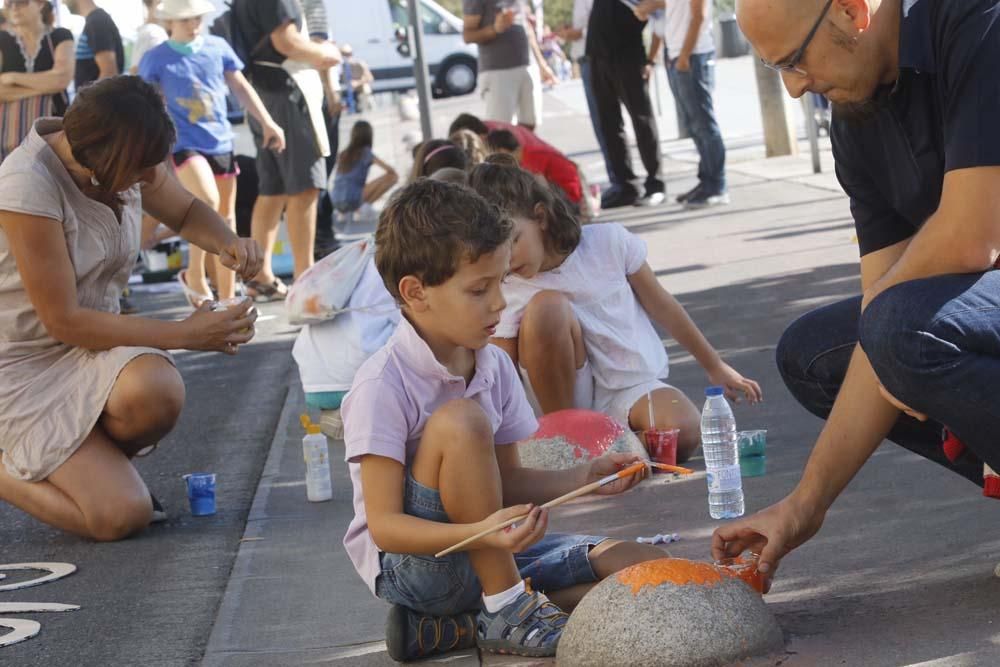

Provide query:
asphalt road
left=0, top=288, right=297, bottom=667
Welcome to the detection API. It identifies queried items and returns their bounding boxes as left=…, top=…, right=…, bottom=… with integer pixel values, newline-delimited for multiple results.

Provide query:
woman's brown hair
left=468, top=161, right=581, bottom=257
left=63, top=76, right=176, bottom=214
left=337, top=120, right=373, bottom=174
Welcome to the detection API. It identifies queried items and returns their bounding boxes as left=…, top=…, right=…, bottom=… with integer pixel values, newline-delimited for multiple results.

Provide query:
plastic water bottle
left=301, top=415, right=333, bottom=502
left=700, top=387, right=744, bottom=519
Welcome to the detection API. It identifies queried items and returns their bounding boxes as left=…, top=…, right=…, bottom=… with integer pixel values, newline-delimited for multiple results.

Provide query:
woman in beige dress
left=0, top=76, right=262, bottom=541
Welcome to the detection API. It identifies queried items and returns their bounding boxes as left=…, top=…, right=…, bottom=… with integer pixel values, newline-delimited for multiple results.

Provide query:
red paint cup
left=643, top=428, right=679, bottom=468
left=715, top=553, right=765, bottom=594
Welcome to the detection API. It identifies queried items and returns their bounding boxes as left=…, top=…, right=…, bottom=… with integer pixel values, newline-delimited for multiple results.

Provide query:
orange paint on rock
left=617, top=558, right=736, bottom=595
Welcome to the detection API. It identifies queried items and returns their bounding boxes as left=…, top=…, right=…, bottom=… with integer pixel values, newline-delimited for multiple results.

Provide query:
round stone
left=517, top=409, right=649, bottom=470
left=557, top=558, right=784, bottom=667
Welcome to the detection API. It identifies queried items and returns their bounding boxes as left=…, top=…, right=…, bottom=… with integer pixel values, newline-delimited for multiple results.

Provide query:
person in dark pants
left=712, top=0, right=1000, bottom=588
left=646, top=0, right=728, bottom=209
left=585, top=0, right=664, bottom=209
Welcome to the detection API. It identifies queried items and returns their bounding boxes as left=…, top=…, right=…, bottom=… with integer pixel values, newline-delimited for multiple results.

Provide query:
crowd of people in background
left=0, top=0, right=727, bottom=314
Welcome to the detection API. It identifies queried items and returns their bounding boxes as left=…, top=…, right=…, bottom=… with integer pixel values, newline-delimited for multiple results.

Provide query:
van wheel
left=435, top=55, right=477, bottom=98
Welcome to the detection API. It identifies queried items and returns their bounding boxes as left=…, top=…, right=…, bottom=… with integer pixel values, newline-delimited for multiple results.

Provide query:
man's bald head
left=735, top=0, right=894, bottom=109
left=737, top=0, right=831, bottom=60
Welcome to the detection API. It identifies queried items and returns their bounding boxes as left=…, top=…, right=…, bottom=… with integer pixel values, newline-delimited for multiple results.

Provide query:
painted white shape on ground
left=0, top=603, right=80, bottom=613
left=0, top=619, right=41, bottom=648
left=0, top=563, right=76, bottom=592
left=0, top=562, right=80, bottom=650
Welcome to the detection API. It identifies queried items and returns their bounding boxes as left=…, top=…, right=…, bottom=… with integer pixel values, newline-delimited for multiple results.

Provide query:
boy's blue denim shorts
left=374, top=473, right=608, bottom=616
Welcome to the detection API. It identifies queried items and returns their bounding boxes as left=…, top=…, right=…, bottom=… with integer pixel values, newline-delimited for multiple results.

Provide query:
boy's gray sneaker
left=476, top=588, right=568, bottom=657
left=384, top=604, right=477, bottom=662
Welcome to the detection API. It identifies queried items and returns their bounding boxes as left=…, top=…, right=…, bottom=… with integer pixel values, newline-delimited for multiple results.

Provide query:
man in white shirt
left=644, top=0, right=728, bottom=209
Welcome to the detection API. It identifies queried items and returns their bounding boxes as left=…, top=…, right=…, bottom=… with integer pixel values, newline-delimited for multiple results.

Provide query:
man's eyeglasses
left=760, top=0, right=833, bottom=77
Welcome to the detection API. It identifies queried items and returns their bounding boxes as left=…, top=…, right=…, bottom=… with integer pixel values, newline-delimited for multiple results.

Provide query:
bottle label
left=707, top=465, right=742, bottom=493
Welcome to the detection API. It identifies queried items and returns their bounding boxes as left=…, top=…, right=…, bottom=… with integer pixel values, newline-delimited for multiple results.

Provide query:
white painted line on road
left=0, top=563, right=76, bottom=591
left=0, top=618, right=39, bottom=648
left=0, top=603, right=79, bottom=613
left=0, top=563, right=79, bottom=650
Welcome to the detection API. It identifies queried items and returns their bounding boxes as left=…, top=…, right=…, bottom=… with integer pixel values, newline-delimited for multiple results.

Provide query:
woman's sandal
left=245, top=278, right=288, bottom=303
left=475, top=588, right=569, bottom=657
left=177, top=269, right=214, bottom=309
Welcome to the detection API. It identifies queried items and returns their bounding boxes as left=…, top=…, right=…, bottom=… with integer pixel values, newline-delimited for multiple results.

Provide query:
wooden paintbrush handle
left=434, top=462, right=646, bottom=558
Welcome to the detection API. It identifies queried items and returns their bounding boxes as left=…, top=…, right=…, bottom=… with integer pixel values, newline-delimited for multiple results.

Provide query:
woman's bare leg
left=175, top=157, right=222, bottom=302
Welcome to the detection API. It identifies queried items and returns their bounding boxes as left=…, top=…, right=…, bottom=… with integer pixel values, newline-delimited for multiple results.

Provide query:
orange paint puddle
left=617, top=558, right=736, bottom=595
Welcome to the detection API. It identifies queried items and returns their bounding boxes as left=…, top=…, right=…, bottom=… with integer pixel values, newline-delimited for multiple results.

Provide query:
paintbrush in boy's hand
left=435, top=462, right=648, bottom=558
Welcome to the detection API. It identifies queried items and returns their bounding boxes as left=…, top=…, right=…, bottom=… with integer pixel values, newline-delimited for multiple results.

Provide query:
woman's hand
left=178, top=300, right=257, bottom=354
left=0, top=72, right=18, bottom=86
left=218, top=237, right=264, bottom=282
left=707, top=361, right=763, bottom=404
left=477, top=504, right=548, bottom=553
left=588, top=453, right=648, bottom=496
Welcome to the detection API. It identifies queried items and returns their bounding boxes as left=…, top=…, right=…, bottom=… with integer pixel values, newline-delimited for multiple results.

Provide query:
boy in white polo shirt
left=341, top=180, right=665, bottom=662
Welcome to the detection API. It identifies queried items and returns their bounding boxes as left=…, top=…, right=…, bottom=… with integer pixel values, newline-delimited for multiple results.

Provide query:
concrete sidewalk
left=202, top=123, right=1000, bottom=665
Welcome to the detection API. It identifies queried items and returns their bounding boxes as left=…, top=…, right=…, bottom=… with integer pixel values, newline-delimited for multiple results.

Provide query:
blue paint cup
left=183, top=473, right=217, bottom=516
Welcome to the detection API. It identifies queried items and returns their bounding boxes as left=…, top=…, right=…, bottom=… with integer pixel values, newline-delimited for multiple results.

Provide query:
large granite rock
left=557, top=558, right=784, bottom=667
left=517, top=409, right=649, bottom=470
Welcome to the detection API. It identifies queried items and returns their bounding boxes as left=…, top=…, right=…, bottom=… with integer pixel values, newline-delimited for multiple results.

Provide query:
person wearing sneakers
left=139, top=0, right=286, bottom=308
left=341, top=180, right=667, bottom=662
left=644, top=0, right=729, bottom=209
left=584, top=0, right=665, bottom=209
left=712, top=0, right=1000, bottom=590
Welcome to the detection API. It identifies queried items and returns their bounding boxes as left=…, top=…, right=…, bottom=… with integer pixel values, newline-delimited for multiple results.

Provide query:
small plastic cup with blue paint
left=183, top=473, right=217, bottom=516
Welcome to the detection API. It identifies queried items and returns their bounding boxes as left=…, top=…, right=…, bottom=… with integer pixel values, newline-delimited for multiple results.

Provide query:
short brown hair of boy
left=468, top=162, right=582, bottom=257
left=376, top=179, right=513, bottom=302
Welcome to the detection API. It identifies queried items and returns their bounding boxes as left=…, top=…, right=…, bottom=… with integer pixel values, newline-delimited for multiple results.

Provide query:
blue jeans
left=375, top=473, right=605, bottom=616
left=666, top=51, right=726, bottom=194
left=775, top=272, right=1000, bottom=486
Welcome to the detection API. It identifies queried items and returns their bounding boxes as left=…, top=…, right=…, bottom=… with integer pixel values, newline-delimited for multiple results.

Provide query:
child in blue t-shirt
left=139, top=0, right=286, bottom=307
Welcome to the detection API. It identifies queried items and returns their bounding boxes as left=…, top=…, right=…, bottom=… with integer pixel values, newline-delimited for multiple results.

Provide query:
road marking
left=0, top=563, right=79, bottom=649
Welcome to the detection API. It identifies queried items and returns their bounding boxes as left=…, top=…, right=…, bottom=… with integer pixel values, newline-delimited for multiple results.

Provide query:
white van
left=325, top=0, right=478, bottom=98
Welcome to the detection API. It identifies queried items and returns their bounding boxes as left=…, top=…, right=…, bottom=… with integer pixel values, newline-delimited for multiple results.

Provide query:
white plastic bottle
left=700, top=387, right=744, bottom=519
left=301, top=415, right=332, bottom=502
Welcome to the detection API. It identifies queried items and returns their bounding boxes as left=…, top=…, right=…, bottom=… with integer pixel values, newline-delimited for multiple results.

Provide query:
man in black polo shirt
left=586, top=0, right=665, bottom=208
left=712, top=0, right=1000, bottom=586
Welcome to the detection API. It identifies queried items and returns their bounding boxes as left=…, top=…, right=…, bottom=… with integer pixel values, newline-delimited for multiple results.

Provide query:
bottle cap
left=705, top=386, right=724, bottom=397
left=300, top=414, right=322, bottom=435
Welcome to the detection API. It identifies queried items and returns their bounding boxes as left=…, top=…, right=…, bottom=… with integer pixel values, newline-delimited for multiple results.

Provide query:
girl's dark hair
left=39, top=1, right=53, bottom=26
left=486, top=128, right=519, bottom=154
left=64, top=76, right=176, bottom=214
left=338, top=120, right=374, bottom=174
left=409, top=138, right=467, bottom=182
left=468, top=161, right=581, bottom=257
